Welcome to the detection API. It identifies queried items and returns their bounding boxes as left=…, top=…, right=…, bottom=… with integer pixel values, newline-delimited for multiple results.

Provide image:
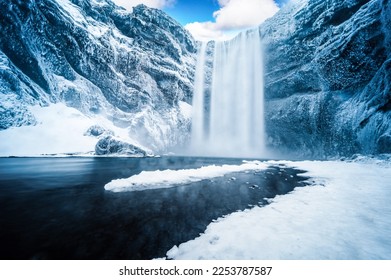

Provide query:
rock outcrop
left=261, top=0, right=391, bottom=157
left=95, top=135, right=148, bottom=156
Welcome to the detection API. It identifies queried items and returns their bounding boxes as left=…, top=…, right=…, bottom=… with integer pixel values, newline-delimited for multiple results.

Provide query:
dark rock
left=84, top=125, right=113, bottom=137
left=95, top=136, right=147, bottom=156
left=261, top=0, right=391, bottom=157
left=377, top=134, right=391, bottom=153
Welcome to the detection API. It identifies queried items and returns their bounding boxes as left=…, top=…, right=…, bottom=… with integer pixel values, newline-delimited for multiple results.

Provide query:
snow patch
left=55, top=0, right=88, bottom=25
left=104, top=160, right=269, bottom=192
left=178, top=101, right=192, bottom=119
left=0, top=103, right=96, bottom=156
left=0, top=103, right=148, bottom=156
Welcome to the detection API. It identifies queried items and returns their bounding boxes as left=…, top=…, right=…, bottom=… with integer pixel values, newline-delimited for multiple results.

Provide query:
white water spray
left=191, top=29, right=265, bottom=157
left=191, top=41, right=208, bottom=148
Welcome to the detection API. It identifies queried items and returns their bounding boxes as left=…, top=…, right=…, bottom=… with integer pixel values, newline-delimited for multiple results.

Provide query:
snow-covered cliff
left=0, top=0, right=196, bottom=155
left=261, top=0, right=391, bottom=157
left=1, top=0, right=390, bottom=158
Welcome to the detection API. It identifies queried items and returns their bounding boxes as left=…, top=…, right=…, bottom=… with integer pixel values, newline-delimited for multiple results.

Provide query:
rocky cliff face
left=261, top=0, right=391, bottom=157
left=0, top=0, right=196, bottom=154
left=2, top=0, right=390, bottom=158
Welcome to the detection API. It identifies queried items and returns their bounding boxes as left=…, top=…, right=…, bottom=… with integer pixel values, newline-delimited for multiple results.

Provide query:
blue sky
left=164, top=0, right=220, bottom=25
left=163, top=0, right=288, bottom=26
left=112, top=0, right=290, bottom=40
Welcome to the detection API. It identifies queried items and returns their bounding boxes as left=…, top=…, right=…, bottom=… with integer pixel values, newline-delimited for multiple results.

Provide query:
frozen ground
left=164, top=157, right=391, bottom=259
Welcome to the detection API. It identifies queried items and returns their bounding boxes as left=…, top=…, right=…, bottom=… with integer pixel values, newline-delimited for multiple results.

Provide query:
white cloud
left=185, top=22, right=227, bottom=42
left=111, top=0, right=175, bottom=10
left=185, top=0, right=279, bottom=41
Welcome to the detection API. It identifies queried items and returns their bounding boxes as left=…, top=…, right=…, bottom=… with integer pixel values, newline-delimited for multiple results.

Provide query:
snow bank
left=167, top=159, right=391, bottom=259
left=0, top=103, right=147, bottom=157
left=104, top=161, right=269, bottom=192
left=0, top=104, right=96, bottom=156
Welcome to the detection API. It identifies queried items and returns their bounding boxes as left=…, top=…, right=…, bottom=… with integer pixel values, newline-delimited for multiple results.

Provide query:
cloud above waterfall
left=111, top=0, right=175, bottom=10
left=185, top=0, right=279, bottom=41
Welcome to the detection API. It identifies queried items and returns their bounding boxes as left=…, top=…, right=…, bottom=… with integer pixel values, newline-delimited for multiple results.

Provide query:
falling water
left=191, top=29, right=265, bottom=157
left=191, top=41, right=208, bottom=148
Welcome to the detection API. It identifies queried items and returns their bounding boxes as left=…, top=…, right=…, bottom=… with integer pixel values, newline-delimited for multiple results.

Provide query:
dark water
left=0, top=156, right=309, bottom=260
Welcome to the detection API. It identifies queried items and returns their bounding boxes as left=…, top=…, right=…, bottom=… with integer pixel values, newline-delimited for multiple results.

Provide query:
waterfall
left=191, top=29, right=265, bottom=157
left=191, top=41, right=208, bottom=151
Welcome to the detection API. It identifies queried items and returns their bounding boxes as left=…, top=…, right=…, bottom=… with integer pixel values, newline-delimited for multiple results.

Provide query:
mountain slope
left=0, top=0, right=196, bottom=155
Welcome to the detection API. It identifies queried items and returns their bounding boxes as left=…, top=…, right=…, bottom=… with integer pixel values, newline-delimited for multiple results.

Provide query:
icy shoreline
left=104, top=161, right=269, bottom=192
left=166, top=158, right=391, bottom=260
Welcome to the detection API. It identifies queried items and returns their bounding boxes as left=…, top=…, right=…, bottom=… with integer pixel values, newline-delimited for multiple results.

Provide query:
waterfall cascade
left=191, top=41, right=208, bottom=146
left=191, top=29, right=265, bottom=157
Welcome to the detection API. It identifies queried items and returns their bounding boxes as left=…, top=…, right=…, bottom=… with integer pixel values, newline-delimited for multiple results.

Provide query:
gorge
left=1, top=0, right=390, bottom=158
left=1, top=0, right=391, bottom=262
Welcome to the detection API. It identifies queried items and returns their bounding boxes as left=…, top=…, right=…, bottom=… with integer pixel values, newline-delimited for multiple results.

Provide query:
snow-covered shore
left=104, top=161, right=269, bottom=192
left=103, top=155, right=391, bottom=259
left=166, top=158, right=391, bottom=259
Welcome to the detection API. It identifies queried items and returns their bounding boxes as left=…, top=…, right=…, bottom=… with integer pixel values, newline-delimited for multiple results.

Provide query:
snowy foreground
left=107, top=157, right=391, bottom=259
left=166, top=158, right=391, bottom=259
